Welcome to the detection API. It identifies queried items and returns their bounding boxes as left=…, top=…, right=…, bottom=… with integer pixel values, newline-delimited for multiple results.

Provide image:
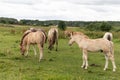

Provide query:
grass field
left=0, top=25, right=120, bottom=80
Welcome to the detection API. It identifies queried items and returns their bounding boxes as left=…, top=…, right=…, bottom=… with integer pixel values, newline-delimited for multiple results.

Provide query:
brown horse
left=48, top=28, right=58, bottom=51
left=69, top=33, right=116, bottom=71
left=20, top=29, right=47, bottom=62
left=64, top=30, right=89, bottom=38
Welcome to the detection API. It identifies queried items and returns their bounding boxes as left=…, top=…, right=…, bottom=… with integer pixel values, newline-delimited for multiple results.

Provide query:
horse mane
left=20, top=32, right=30, bottom=46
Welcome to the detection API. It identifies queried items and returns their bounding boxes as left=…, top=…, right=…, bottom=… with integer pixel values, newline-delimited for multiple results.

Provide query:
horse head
left=68, top=32, right=75, bottom=46
left=20, top=45, right=26, bottom=55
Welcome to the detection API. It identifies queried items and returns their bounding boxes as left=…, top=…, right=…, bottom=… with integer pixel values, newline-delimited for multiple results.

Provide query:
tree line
left=0, top=17, right=120, bottom=31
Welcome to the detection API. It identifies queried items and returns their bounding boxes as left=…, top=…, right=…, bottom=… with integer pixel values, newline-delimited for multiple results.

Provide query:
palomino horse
left=48, top=28, right=58, bottom=51
left=103, top=32, right=113, bottom=41
left=20, top=29, right=47, bottom=62
left=64, top=30, right=89, bottom=38
left=68, top=33, right=116, bottom=71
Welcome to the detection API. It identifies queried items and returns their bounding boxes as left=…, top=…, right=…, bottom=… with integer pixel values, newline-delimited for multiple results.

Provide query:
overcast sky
left=0, top=0, right=120, bottom=21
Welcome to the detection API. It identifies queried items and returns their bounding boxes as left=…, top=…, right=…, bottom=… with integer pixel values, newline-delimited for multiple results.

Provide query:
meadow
left=0, top=24, right=120, bottom=80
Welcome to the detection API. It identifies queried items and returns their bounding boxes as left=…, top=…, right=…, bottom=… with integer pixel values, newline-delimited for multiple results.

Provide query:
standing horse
left=48, top=28, right=58, bottom=51
left=103, top=32, right=113, bottom=41
left=20, top=29, right=47, bottom=62
left=68, top=33, right=116, bottom=71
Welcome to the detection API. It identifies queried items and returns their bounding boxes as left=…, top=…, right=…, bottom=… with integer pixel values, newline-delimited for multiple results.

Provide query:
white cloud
left=0, top=0, right=120, bottom=21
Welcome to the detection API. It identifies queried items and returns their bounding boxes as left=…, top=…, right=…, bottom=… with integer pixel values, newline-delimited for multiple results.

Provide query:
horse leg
left=25, top=44, right=30, bottom=56
left=38, top=44, right=43, bottom=62
left=109, top=55, right=116, bottom=72
left=106, top=52, right=116, bottom=71
left=104, top=54, right=109, bottom=71
left=56, top=39, right=58, bottom=51
left=33, top=45, right=37, bottom=56
left=81, top=51, right=85, bottom=68
left=83, top=49, right=88, bottom=69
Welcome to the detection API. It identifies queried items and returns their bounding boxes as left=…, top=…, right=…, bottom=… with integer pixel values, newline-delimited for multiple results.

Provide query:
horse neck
left=74, top=36, right=86, bottom=45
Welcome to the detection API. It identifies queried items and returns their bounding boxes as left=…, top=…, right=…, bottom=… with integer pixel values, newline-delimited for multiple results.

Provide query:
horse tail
left=41, top=30, right=47, bottom=43
left=103, top=32, right=113, bottom=41
left=52, top=30, right=57, bottom=45
left=107, top=35, right=112, bottom=41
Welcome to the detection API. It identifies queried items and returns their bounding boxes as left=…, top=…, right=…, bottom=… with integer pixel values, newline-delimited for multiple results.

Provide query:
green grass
left=0, top=25, right=120, bottom=80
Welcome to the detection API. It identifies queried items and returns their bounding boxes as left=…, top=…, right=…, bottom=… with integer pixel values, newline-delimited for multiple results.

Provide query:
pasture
left=0, top=24, right=120, bottom=80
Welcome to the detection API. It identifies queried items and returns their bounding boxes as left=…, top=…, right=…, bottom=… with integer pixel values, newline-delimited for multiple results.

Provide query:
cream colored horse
left=20, top=29, right=47, bottom=62
left=48, top=28, right=58, bottom=51
left=103, top=32, right=113, bottom=41
left=68, top=33, right=116, bottom=71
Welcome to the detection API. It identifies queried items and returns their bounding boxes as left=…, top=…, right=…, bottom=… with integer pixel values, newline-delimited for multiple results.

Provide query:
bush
left=86, top=22, right=112, bottom=31
left=58, top=21, right=66, bottom=31
left=100, top=22, right=112, bottom=31
left=86, top=23, right=101, bottom=31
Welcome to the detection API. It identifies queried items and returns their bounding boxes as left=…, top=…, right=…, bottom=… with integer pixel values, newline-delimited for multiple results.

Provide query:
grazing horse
left=103, top=32, right=113, bottom=41
left=68, top=33, right=116, bottom=71
left=20, top=29, right=47, bottom=62
left=64, top=30, right=89, bottom=38
left=48, top=28, right=58, bottom=51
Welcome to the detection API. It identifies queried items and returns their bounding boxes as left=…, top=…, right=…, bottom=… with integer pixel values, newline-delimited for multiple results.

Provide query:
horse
left=48, top=28, right=58, bottom=51
left=20, top=29, right=47, bottom=62
left=64, top=30, right=89, bottom=39
left=103, top=32, right=113, bottom=41
left=68, top=32, right=116, bottom=71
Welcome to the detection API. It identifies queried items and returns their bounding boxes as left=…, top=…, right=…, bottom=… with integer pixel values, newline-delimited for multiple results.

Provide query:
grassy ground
left=0, top=25, right=120, bottom=80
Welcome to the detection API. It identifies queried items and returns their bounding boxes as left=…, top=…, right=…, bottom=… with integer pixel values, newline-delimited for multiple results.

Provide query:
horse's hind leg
left=106, top=52, right=116, bottom=71
left=104, top=55, right=109, bottom=71
left=109, top=55, right=116, bottom=71
left=33, top=45, right=37, bottom=56
left=56, top=40, right=58, bottom=51
left=38, top=44, right=43, bottom=62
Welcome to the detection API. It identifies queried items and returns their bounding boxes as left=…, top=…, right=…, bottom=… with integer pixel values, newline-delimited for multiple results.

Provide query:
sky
left=0, top=0, right=120, bottom=21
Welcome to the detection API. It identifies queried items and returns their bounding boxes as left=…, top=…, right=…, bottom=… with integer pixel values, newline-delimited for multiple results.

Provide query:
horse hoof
left=81, top=66, right=84, bottom=68
left=113, top=69, right=116, bottom=72
left=85, top=67, right=87, bottom=69
left=104, top=68, right=106, bottom=71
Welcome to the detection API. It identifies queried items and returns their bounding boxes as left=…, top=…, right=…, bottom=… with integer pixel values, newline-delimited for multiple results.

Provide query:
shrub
left=58, top=21, right=66, bottom=31
left=100, top=22, right=112, bottom=31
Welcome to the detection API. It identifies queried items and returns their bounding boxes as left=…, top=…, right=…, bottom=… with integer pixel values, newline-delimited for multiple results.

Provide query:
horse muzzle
left=69, top=43, right=72, bottom=46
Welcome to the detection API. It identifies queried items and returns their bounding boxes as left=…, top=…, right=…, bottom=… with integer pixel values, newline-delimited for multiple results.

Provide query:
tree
left=58, top=21, right=66, bottom=30
left=100, top=22, right=112, bottom=31
left=86, top=23, right=101, bottom=31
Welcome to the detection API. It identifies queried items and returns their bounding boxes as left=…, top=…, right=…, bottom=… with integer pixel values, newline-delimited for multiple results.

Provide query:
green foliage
left=86, top=23, right=101, bottom=31
left=100, top=22, right=112, bottom=31
left=58, top=21, right=66, bottom=31
left=0, top=17, right=18, bottom=24
left=86, top=22, right=112, bottom=31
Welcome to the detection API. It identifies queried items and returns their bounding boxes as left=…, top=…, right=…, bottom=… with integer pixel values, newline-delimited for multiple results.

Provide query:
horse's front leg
left=33, top=45, right=37, bottom=56
left=83, top=49, right=88, bottom=69
left=25, top=44, right=30, bottom=56
left=81, top=51, right=85, bottom=68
